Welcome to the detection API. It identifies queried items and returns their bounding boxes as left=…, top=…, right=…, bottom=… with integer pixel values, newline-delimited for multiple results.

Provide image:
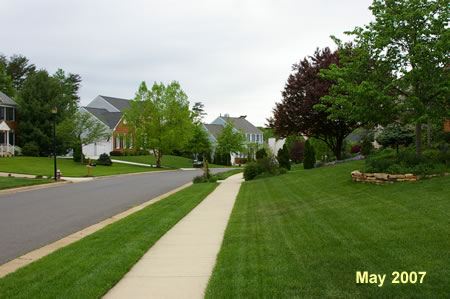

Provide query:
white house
left=81, top=95, right=132, bottom=158
left=203, top=115, right=264, bottom=165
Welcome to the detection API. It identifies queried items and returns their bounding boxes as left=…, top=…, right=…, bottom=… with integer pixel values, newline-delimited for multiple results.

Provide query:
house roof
left=223, top=116, right=262, bottom=134
left=100, top=96, right=131, bottom=112
left=203, top=124, right=224, bottom=139
left=83, top=107, right=122, bottom=129
left=0, top=91, right=18, bottom=106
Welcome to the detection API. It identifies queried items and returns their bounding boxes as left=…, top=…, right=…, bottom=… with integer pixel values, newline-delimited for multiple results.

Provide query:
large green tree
left=0, top=63, right=15, bottom=97
left=325, top=0, right=449, bottom=157
left=124, top=81, right=194, bottom=168
left=17, top=70, right=81, bottom=155
left=188, top=124, right=212, bottom=161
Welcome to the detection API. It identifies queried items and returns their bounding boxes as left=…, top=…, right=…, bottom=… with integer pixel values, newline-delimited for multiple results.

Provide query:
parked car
left=193, top=160, right=204, bottom=168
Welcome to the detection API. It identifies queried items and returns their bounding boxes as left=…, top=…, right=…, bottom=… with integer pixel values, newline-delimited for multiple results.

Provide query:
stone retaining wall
left=351, top=170, right=449, bottom=184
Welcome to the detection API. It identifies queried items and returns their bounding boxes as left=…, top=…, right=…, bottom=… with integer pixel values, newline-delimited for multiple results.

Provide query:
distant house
left=0, top=91, right=18, bottom=156
left=81, top=95, right=134, bottom=158
left=203, top=115, right=264, bottom=165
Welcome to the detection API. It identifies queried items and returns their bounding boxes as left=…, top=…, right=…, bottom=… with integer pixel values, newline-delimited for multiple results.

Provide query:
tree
left=0, top=63, right=15, bottom=96
left=216, top=122, right=246, bottom=160
left=188, top=124, right=212, bottom=160
left=303, top=139, right=316, bottom=169
left=337, top=0, right=449, bottom=157
left=17, top=70, right=80, bottom=155
left=124, top=81, right=194, bottom=168
left=255, top=147, right=268, bottom=160
left=1, top=54, right=36, bottom=91
left=57, top=111, right=110, bottom=164
left=192, top=102, right=206, bottom=124
left=277, top=144, right=291, bottom=170
left=53, top=69, right=81, bottom=117
left=376, top=123, right=415, bottom=154
left=269, top=47, right=361, bottom=160
left=290, top=140, right=305, bottom=163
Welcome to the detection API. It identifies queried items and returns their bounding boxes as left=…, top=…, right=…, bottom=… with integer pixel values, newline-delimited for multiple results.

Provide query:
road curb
left=0, top=181, right=72, bottom=196
left=0, top=181, right=193, bottom=278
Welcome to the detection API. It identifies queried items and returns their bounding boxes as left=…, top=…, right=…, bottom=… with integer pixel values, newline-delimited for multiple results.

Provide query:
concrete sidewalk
left=104, top=173, right=244, bottom=299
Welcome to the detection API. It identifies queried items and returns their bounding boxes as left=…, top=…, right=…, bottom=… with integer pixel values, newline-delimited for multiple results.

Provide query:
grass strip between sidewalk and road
left=205, top=160, right=449, bottom=298
left=0, top=182, right=218, bottom=299
left=0, top=177, right=53, bottom=190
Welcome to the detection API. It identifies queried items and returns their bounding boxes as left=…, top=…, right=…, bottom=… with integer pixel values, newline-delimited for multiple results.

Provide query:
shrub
left=244, top=162, right=263, bottom=181
left=350, top=144, right=361, bottom=154
left=110, top=151, right=122, bottom=156
left=255, top=148, right=267, bottom=160
left=303, top=139, right=316, bottom=169
left=277, top=144, right=291, bottom=170
left=360, top=138, right=372, bottom=156
left=290, top=140, right=304, bottom=163
left=365, top=156, right=395, bottom=173
left=193, top=175, right=208, bottom=184
left=97, top=153, right=112, bottom=166
left=22, top=142, right=39, bottom=157
left=279, top=167, right=288, bottom=174
left=258, top=156, right=279, bottom=175
left=73, top=146, right=85, bottom=163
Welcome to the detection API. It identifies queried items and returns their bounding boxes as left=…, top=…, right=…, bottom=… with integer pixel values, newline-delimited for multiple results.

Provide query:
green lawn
left=114, top=155, right=228, bottom=168
left=0, top=182, right=218, bottom=298
left=206, top=160, right=449, bottom=298
left=0, top=157, right=162, bottom=177
left=0, top=177, right=53, bottom=190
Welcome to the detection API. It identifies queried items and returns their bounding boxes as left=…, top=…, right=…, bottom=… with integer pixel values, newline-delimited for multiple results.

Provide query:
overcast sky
left=1, top=0, right=374, bottom=126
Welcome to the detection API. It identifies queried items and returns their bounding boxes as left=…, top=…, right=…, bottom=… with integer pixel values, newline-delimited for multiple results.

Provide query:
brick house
left=0, top=91, right=18, bottom=156
left=81, top=95, right=134, bottom=158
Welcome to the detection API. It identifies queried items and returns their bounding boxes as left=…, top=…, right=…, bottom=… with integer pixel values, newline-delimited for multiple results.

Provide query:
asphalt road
left=0, top=168, right=231, bottom=264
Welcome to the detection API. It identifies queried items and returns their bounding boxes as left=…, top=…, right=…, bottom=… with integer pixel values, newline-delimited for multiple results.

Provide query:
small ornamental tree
left=303, top=139, right=316, bottom=169
left=376, top=123, right=415, bottom=154
left=360, top=138, right=372, bottom=156
left=277, top=144, right=291, bottom=170
left=290, top=140, right=304, bottom=163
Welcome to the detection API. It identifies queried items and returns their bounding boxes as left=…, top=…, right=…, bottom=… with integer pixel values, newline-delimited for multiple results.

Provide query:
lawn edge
left=0, top=181, right=193, bottom=278
left=0, top=180, right=70, bottom=195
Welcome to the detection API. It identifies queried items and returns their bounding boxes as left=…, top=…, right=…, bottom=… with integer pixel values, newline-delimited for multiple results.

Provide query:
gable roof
left=100, top=96, right=130, bottom=112
left=203, top=124, right=224, bottom=139
left=83, top=107, right=122, bottom=129
left=223, top=116, right=262, bottom=134
left=0, top=91, right=18, bottom=106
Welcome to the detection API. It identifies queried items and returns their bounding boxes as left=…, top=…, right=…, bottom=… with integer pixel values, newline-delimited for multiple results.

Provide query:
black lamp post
left=51, top=107, right=57, bottom=181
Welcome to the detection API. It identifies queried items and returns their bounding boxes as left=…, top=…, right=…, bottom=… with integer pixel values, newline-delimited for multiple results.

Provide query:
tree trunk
left=427, top=122, right=431, bottom=148
left=415, top=123, right=422, bottom=158
left=202, top=154, right=207, bottom=178
left=80, top=144, right=84, bottom=164
left=157, top=152, right=162, bottom=168
left=333, top=138, right=343, bottom=160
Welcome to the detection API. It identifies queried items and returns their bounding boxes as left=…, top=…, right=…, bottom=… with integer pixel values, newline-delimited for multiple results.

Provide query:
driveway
left=0, top=168, right=232, bottom=264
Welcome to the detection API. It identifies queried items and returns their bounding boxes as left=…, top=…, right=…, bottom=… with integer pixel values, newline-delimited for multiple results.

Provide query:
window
left=9, top=132, right=14, bottom=145
left=0, top=132, right=4, bottom=144
left=256, top=134, right=259, bottom=142
left=115, top=135, right=120, bottom=149
left=0, top=107, right=4, bottom=120
left=252, top=134, right=255, bottom=142
left=6, top=107, right=15, bottom=121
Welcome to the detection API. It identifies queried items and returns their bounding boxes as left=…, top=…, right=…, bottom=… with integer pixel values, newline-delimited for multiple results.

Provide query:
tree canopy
left=269, top=47, right=360, bottom=160
left=124, top=81, right=194, bottom=167
left=326, top=0, right=449, bottom=157
left=17, top=70, right=81, bottom=155
left=216, top=122, right=246, bottom=156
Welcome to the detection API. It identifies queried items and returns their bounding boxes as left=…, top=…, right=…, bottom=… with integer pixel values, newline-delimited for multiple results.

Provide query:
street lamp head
left=51, top=107, right=57, bottom=115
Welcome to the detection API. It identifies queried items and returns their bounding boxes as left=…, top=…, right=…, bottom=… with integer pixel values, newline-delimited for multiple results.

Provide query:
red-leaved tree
left=268, top=47, right=360, bottom=160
